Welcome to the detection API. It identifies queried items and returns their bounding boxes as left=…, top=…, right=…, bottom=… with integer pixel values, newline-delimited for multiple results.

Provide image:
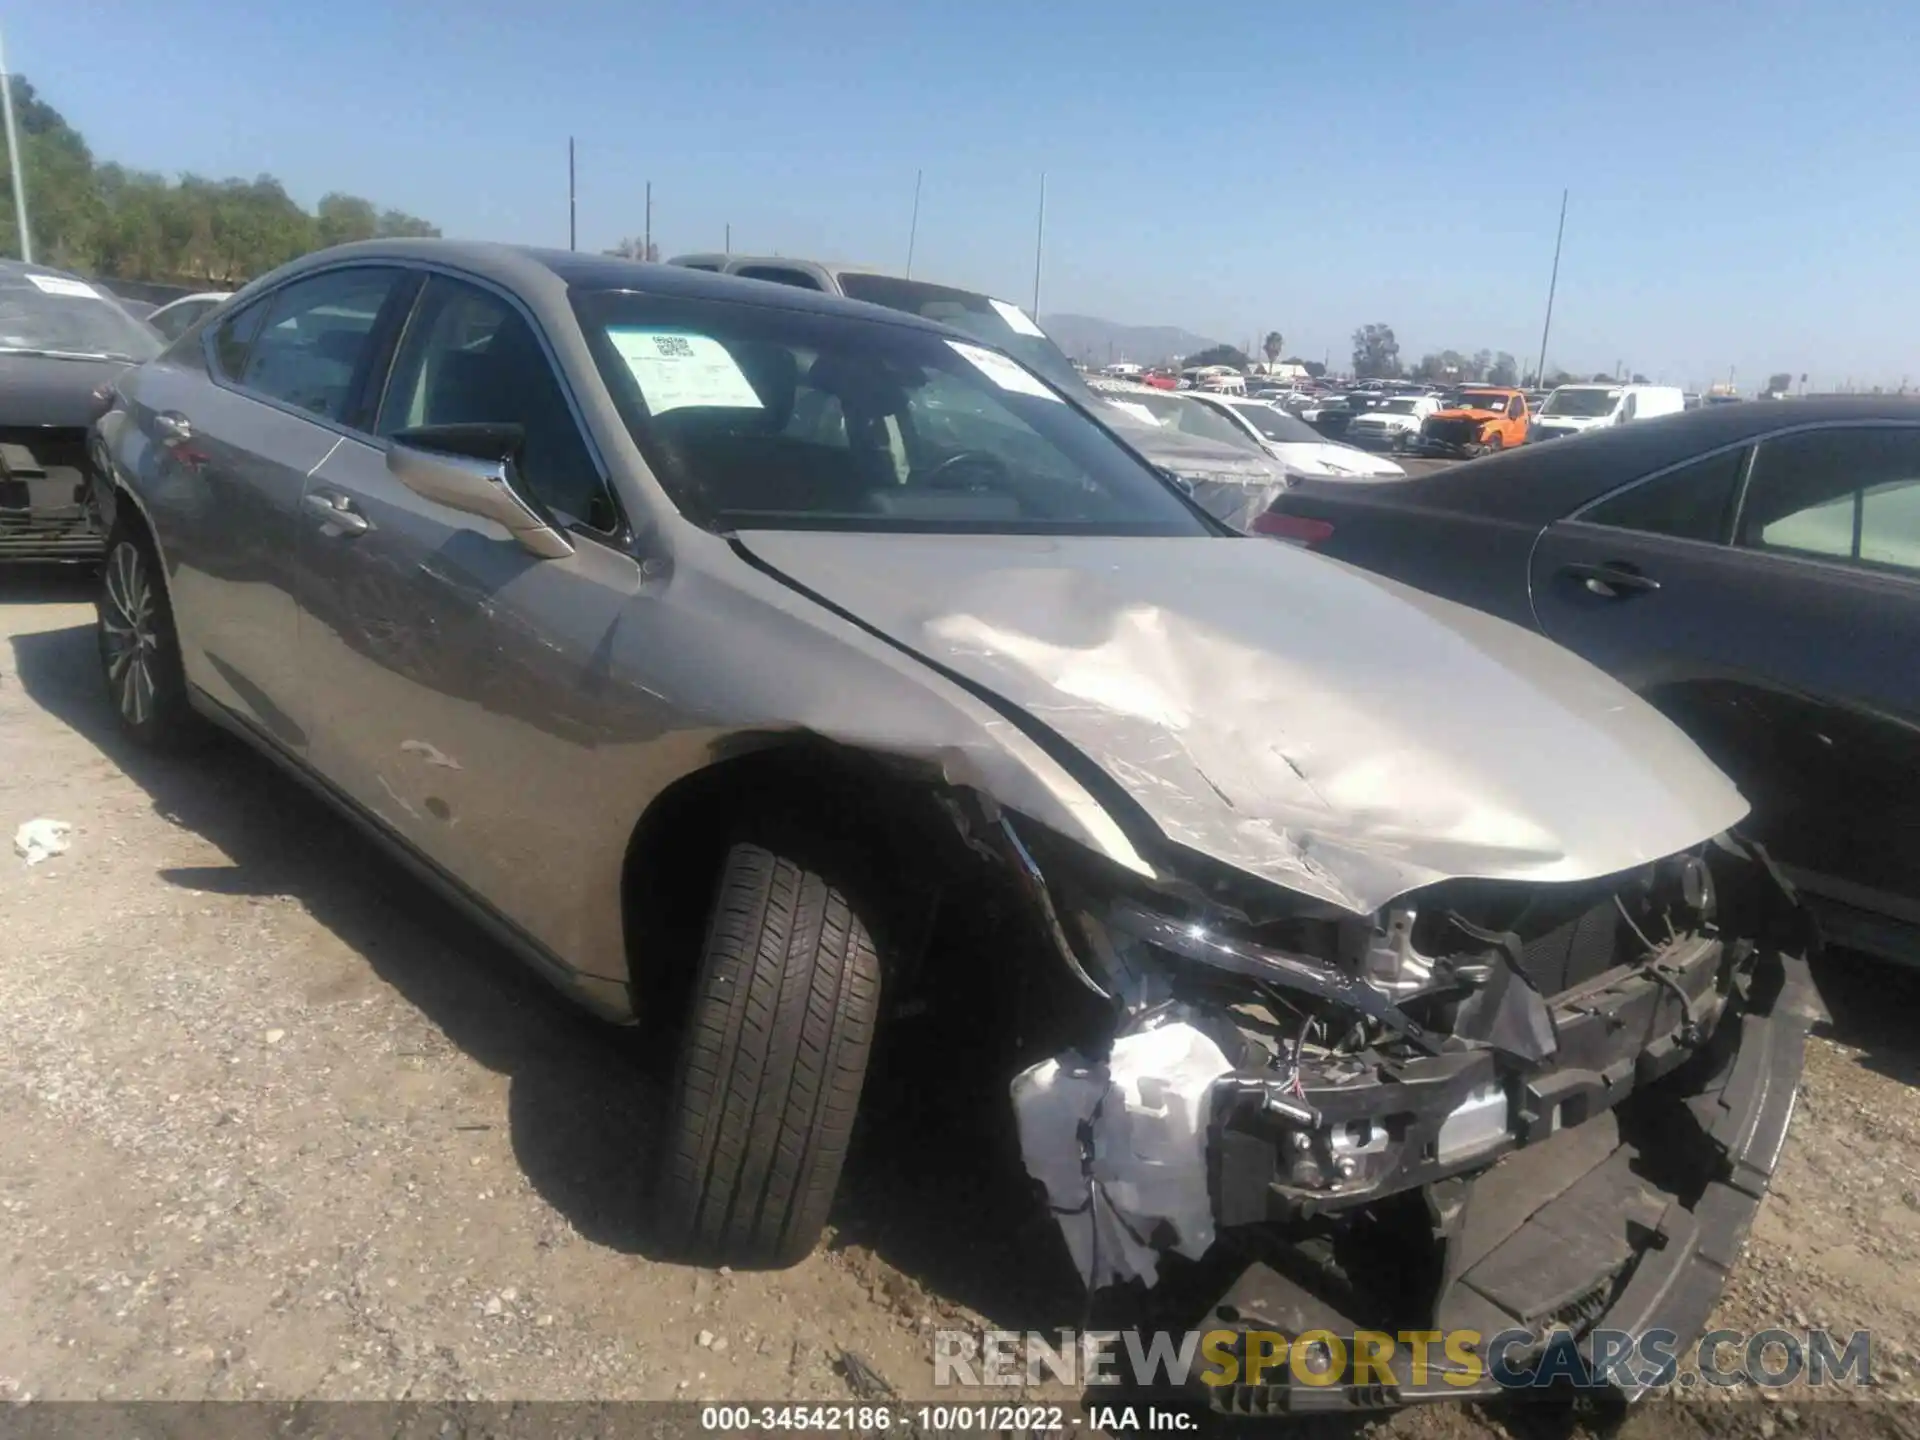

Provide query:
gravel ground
left=3, top=568, right=1917, bottom=1437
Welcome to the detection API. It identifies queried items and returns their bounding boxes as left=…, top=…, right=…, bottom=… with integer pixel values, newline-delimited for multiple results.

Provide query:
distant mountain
left=1040, top=313, right=1222, bottom=368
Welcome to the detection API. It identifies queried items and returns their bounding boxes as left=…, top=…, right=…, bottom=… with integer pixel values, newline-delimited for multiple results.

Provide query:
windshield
left=1541, top=387, right=1621, bottom=418
left=573, top=289, right=1210, bottom=537
left=0, top=271, right=161, bottom=361
left=833, top=273, right=1086, bottom=397
left=1106, top=389, right=1267, bottom=454
left=1445, top=391, right=1506, bottom=411
left=1224, top=401, right=1322, bottom=444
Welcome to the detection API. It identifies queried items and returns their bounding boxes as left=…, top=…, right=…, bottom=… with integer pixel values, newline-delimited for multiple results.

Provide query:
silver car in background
left=90, top=241, right=1810, bottom=1410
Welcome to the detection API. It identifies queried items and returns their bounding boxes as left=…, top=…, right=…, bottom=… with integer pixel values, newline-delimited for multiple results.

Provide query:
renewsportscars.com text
left=933, top=1326, right=1874, bottom=1392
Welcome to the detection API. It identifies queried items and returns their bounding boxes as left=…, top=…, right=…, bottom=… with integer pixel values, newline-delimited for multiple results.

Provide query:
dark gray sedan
left=1265, top=398, right=1920, bottom=965
left=90, top=240, right=1811, bottom=1409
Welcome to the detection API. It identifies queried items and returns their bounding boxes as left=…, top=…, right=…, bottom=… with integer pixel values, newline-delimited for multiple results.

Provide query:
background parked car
left=1261, top=397, right=1920, bottom=965
left=1531, top=383, right=1687, bottom=441
left=1182, top=390, right=1405, bottom=479
left=0, top=259, right=163, bottom=561
left=1415, top=385, right=1531, bottom=456
left=1344, top=394, right=1440, bottom=451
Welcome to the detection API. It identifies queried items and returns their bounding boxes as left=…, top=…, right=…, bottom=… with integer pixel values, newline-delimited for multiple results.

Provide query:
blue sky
left=16, top=0, right=1918, bottom=388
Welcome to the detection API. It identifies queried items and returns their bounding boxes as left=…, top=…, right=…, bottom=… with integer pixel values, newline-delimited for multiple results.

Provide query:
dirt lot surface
left=4, top=570, right=1918, bottom=1437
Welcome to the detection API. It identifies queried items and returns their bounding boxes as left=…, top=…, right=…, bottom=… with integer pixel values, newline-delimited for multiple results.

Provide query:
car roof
left=1389, top=397, right=1920, bottom=525
left=244, top=239, right=960, bottom=336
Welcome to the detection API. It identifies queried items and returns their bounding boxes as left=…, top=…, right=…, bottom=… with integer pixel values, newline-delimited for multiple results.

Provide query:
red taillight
left=1252, top=511, right=1334, bottom=545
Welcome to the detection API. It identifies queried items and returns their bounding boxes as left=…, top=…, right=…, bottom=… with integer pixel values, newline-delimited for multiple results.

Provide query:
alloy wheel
left=101, top=539, right=159, bottom=727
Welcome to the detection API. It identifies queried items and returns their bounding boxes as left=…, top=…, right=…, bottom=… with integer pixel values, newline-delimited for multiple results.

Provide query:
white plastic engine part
left=1011, top=1019, right=1234, bottom=1290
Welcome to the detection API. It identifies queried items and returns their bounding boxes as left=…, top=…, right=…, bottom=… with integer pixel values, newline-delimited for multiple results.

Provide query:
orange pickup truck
left=1414, top=386, right=1531, bottom=457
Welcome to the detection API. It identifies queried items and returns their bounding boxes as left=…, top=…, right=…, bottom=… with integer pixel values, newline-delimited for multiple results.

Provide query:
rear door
left=1529, top=424, right=1920, bottom=927
left=132, top=265, right=414, bottom=752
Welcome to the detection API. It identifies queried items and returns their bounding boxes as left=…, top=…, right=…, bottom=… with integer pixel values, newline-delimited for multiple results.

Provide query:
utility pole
left=0, top=29, right=28, bottom=263
left=644, top=181, right=652, bottom=262
left=567, top=138, right=576, bottom=252
left=724, top=222, right=731, bottom=255
left=1533, top=189, right=1568, bottom=391
left=905, top=168, right=922, bottom=278
left=1031, top=172, right=1046, bottom=318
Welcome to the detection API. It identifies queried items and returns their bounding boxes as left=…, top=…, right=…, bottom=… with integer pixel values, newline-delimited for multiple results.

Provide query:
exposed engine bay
left=991, top=812, right=1814, bottom=1410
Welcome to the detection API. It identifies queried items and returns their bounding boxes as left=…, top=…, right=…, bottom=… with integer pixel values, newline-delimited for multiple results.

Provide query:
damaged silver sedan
left=90, top=241, right=1812, bottom=1412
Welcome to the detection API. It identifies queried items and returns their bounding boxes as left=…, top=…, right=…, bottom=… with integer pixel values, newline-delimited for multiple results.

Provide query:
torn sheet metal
left=1011, top=1020, right=1234, bottom=1290
left=734, top=531, right=1749, bottom=915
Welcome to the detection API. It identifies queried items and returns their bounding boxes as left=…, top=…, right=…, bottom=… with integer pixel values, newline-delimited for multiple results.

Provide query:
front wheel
left=97, top=518, right=198, bottom=748
left=654, top=840, right=882, bottom=1267
left=1480, top=432, right=1505, bottom=455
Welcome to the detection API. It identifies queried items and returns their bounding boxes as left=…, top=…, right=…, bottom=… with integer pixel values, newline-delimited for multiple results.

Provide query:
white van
left=1529, top=383, right=1686, bottom=441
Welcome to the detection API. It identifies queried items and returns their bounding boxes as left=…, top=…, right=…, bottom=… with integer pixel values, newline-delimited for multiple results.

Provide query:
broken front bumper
left=0, top=433, right=105, bottom=561
left=1205, top=945, right=1812, bottom=1413
left=1012, top=887, right=1814, bottom=1414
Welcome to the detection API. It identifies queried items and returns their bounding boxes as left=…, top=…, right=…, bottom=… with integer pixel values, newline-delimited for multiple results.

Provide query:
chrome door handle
left=152, top=410, right=192, bottom=442
left=303, top=490, right=371, bottom=536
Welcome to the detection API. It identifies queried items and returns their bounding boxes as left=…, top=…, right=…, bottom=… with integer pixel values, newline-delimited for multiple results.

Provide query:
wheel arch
left=618, top=735, right=988, bottom=1030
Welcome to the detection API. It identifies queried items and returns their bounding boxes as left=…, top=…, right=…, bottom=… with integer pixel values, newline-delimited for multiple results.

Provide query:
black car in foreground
left=1264, top=397, right=1920, bottom=964
left=0, top=260, right=161, bottom=560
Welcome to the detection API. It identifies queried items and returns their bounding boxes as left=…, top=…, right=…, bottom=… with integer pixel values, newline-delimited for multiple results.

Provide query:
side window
left=1508, top=396, right=1524, bottom=419
left=379, top=277, right=617, bottom=532
left=733, top=265, right=824, bottom=291
left=209, top=299, right=269, bottom=381
left=240, top=268, right=406, bottom=423
left=1739, top=427, right=1920, bottom=575
left=1582, top=446, right=1747, bottom=543
left=1620, top=393, right=1638, bottom=422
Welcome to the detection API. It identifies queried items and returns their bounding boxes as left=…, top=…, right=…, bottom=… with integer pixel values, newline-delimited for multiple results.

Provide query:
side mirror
left=385, top=424, right=574, bottom=559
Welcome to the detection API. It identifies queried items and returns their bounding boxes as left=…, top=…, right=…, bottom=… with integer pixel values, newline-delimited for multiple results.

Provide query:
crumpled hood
left=1431, top=406, right=1500, bottom=422
left=737, top=531, right=1748, bottom=914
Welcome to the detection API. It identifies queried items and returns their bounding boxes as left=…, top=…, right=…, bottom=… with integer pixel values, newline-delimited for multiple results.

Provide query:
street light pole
left=905, top=168, right=922, bottom=278
left=1031, top=171, right=1046, bottom=317
left=0, top=26, right=32, bottom=264
left=1533, top=189, right=1568, bottom=387
left=567, top=137, right=576, bottom=252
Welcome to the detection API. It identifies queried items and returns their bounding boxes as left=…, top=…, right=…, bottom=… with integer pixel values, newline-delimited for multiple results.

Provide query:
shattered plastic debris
left=1011, top=1020, right=1234, bottom=1290
left=13, top=818, right=72, bottom=867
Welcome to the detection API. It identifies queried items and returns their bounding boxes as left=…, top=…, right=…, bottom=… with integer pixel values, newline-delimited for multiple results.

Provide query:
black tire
left=96, top=516, right=198, bottom=748
left=1481, top=432, right=1504, bottom=455
left=655, top=840, right=882, bottom=1266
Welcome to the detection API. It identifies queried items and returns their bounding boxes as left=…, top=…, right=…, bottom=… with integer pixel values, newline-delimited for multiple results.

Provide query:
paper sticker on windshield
left=988, top=298, right=1046, bottom=338
left=26, top=273, right=100, bottom=300
left=607, top=328, right=764, bottom=415
left=946, top=340, right=1061, bottom=402
left=1106, top=400, right=1160, bottom=426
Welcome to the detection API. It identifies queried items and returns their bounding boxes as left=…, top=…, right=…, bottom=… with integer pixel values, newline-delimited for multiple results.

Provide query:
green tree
left=1489, top=352, right=1520, bottom=387
left=1285, top=356, right=1326, bottom=379
left=0, top=76, right=438, bottom=284
left=1182, top=344, right=1251, bottom=371
left=1262, top=330, right=1284, bottom=365
left=1351, top=324, right=1400, bottom=379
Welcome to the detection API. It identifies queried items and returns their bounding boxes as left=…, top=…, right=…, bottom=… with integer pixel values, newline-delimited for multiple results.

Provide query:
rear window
left=571, top=288, right=1210, bottom=537
left=0, top=271, right=161, bottom=362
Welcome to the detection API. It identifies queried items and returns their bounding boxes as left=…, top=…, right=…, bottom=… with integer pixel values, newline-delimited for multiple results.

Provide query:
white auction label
left=607, top=328, right=765, bottom=415
left=26, top=273, right=100, bottom=299
left=946, top=340, right=1061, bottom=401
left=988, top=298, right=1046, bottom=338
